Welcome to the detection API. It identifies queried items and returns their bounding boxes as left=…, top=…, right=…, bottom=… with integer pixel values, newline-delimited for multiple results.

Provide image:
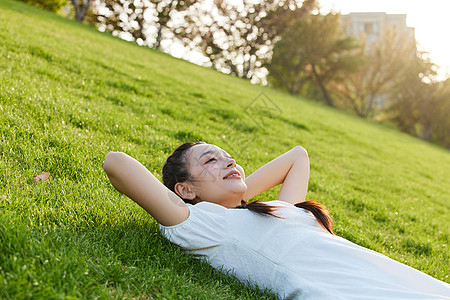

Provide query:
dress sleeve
left=159, top=202, right=227, bottom=251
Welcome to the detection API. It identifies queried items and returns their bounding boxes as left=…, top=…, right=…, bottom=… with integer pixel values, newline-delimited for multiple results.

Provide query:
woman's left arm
left=242, top=146, right=310, bottom=204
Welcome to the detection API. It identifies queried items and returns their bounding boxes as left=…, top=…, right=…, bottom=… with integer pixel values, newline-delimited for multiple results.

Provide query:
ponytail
left=295, top=201, right=334, bottom=235
left=235, top=200, right=334, bottom=235
left=235, top=200, right=280, bottom=218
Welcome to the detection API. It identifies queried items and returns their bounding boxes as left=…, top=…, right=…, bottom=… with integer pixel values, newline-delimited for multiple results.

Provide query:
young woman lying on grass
left=104, top=142, right=450, bottom=299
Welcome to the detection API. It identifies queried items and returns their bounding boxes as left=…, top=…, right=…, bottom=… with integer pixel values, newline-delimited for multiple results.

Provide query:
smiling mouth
left=224, top=174, right=240, bottom=179
left=223, top=171, right=241, bottom=179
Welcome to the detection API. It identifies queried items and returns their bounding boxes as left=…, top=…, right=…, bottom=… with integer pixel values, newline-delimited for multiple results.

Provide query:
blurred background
left=21, top=0, right=450, bottom=148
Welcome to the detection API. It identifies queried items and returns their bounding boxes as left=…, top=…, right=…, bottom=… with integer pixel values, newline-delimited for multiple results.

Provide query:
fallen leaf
left=35, top=172, right=50, bottom=182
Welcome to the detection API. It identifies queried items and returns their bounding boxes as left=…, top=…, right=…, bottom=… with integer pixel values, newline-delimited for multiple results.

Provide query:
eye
left=205, top=157, right=216, bottom=164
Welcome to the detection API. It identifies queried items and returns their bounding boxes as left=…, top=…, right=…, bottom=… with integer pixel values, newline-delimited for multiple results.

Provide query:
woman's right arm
left=103, top=152, right=189, bottom=226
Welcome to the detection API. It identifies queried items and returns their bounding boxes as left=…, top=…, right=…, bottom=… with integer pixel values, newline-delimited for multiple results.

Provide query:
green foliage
left=266, top=18, right=312, bottom=95
left=0, top=0, right=449, bottom=298
left=177, top=0, right=316, bottom=82
left=267, top=12, right=360, bottom=104
left=385, top=56, right=450, bottom=149
left=19, top=0, right=67, bottom=12
left=268, top=12, right=448, bottom=149
left=332, top=28, right=417, bottom=117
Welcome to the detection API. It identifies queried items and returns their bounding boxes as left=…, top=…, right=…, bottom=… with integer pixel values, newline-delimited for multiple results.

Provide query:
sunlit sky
left=318, top=0, right=450, bottom=80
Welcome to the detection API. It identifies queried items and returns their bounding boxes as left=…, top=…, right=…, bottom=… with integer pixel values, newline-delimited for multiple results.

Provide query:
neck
left=222, top=194, right=244, bottom=208
left=195, top=195, right=243, bottom=208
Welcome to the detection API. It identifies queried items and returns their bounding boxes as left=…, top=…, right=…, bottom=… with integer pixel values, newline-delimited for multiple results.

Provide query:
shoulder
left=159, top=202, right=228, bottom=249
left=161, top=201, right=227, bottom=227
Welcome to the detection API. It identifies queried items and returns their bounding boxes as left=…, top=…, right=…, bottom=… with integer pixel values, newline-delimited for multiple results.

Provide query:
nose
left=226, top=157, right=236, bottom=168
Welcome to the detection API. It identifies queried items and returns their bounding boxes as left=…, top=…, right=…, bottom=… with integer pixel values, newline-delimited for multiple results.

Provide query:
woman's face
left=183, top=143, right=247, bottom=207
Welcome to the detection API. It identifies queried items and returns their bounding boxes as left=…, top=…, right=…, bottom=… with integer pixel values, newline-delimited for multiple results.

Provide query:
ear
left=174, top=182, right=196, bottom=200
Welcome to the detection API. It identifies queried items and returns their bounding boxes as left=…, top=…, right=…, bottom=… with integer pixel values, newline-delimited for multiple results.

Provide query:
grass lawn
left=0, top=0, right=449, bottom=298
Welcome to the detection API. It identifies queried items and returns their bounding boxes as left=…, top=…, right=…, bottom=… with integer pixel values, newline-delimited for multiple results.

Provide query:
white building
left=341, top=12, right=415, bottom=44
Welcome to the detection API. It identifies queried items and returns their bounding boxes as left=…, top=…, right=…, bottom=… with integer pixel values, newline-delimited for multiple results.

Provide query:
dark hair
left=236, top=200, right=334, bottom=235
left=162, top=142, right=334, bottom=235
left=162, top=141, right=206, bottom=204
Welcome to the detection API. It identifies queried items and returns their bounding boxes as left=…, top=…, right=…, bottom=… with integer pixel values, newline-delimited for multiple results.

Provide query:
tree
left=71, top=0, right=92, bottom=22
left=20, top=0, right=67, bottom=12
left=432, top=79, right=450, bottom=148
left=175, top=0, right=316, bottom=81
left=384, top=51, right=434, bottom=136
left=386, top=53, right=450, bottom=148
left=266, top=27, right=311, bottom=95
left=331, top=29, right=417, bottom=117
left=266, top=12, right=359, bottom=104
left=91, top=0, right=198, bottom=49
left=306, top=14, right=360, bottom=106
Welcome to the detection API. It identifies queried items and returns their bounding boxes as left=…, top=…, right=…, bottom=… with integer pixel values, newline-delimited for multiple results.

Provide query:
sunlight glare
left=319, top=0, right=450, bottom=80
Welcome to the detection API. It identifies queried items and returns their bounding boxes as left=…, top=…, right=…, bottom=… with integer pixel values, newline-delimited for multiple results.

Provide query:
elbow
left=292, top=146, right=308, bottom=157
left=103, top=151, right=125, bottom=176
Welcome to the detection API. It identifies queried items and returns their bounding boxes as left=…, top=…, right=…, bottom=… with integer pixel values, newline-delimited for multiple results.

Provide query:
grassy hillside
left=1, top=0, right=449, bottom=298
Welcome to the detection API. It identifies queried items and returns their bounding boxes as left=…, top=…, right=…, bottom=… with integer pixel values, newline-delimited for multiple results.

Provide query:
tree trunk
left=71, top=0, right=91, bottom=23
left=311, top=64, right=334, bottom=107
left=155, top=25, right=163, bottom=50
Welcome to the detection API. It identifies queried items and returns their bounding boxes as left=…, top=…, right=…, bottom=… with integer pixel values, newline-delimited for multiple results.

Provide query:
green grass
left=0, top=0, right=449, bottom=298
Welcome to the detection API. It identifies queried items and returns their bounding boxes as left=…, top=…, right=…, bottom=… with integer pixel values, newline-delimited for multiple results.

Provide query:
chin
left=232, top=185, right=247, bottom=196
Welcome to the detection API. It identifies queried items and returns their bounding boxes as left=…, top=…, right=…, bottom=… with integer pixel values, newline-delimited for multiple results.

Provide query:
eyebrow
left=199, top=150, right=215, bottom=160
left=199, top=149, right=230, bottom=160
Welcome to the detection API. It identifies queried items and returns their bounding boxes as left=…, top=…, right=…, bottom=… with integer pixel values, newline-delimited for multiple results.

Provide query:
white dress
left=160, top=201, right=450, bottom=299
